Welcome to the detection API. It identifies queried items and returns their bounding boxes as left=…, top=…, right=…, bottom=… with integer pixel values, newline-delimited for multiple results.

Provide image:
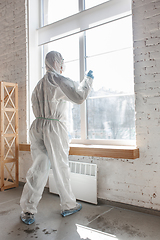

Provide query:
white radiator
left=49, top=161, right=97, bottom=204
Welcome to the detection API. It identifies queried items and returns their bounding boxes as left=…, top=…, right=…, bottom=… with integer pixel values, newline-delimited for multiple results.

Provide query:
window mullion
left=79, top=32, right=87, bottom=141
left=40, top=0, right=44, bottom=27
left=79, top=0, right=85, bottom=11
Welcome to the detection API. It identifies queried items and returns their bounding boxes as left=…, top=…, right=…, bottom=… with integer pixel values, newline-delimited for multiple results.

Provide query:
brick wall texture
left=0, top=0, right=27, bottom=143
left=1, top=0, right=160, bottom=211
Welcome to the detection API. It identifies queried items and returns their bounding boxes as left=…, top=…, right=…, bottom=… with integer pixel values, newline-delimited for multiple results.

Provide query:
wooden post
left=0, top=82, right=19, bottom=191
left=15, top=84, right=19, bottom=187
left=0, top=82, right=4, bottom=191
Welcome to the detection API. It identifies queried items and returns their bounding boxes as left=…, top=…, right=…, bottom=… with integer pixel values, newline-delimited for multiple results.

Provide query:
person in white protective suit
left=20, top=51, right=94, bottom=225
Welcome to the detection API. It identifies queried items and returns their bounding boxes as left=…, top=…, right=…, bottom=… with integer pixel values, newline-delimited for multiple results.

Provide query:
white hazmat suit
left=20, top=51, right=93, bottom=215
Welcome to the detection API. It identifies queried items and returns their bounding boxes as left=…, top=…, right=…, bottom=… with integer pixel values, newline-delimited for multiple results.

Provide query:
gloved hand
left=87, top=70, right=94, bottom=79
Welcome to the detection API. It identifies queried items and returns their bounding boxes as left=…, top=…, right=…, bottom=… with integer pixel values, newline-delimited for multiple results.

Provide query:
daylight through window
left=40, top=0, right=135, bottom=146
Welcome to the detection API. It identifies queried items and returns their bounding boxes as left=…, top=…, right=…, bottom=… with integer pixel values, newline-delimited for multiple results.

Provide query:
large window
left=39, top=0, right=135, bottom=146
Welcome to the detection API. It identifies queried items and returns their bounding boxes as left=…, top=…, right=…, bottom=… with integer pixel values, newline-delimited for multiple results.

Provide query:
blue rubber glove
left=87, top=70, right=94, bottom=79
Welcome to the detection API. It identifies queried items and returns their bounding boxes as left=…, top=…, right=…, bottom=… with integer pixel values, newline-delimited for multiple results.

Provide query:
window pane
left=44, top=34, right=80, bottom=63
left=65, top=61, right=81, bottom=140
left=86, top=49, right=134, bottom=95
left=87, top=95, right=135, bottom=140
left=86, top=16, right=135, bottom=140
left=68, top=104, right=81, bottom=139
left=43, top=34, right=81, bottom=139
left=85, top=0, right=110, bottom=9
left=42, top=0, right=79, bottom=26
left=86, top=16, right=133, bottom=57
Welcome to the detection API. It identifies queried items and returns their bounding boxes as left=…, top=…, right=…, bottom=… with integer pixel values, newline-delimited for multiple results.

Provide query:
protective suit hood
left=45, top=51, right=64, bottom=73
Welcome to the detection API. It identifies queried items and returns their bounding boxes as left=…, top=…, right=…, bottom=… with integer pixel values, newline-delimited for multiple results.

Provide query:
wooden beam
left=19, top=143, right=30, bottom=151
left=69, top=144, right=139, bottom=159
left=19, top=143, right=139, bottom=159
left=0, top=82, right=4, bottom=191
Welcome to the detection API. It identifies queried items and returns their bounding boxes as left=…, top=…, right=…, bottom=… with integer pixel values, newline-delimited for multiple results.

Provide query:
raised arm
left=52, top=70, right=94, bottom=104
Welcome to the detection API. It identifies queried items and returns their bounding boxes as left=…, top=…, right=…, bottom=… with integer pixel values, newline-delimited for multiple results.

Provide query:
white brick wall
left=0, top=0, right=27, bottom=143
left=130, top=0, right=160, bottom=210
left=1, top=0, right=160, bottom=211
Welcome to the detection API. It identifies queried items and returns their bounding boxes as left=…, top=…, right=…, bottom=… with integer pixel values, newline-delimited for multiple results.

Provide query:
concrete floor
left=1, top=185, right=160, bottom=240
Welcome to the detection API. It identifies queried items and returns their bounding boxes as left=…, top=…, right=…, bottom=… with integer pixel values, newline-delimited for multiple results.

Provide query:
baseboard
left=98, top=198, right=160, bottom=217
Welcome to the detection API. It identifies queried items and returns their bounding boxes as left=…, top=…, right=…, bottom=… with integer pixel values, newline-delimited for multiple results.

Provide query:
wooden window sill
left=19, top=144, right=139, bottom=159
